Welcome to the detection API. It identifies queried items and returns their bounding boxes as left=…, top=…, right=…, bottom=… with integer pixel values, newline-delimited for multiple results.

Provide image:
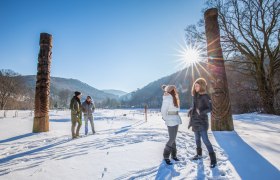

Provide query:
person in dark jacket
left=82, top=96, right=96, bottom=135
left=70, top=91, right=82, bottom=139
left=188, top=78, right=217, bottom=168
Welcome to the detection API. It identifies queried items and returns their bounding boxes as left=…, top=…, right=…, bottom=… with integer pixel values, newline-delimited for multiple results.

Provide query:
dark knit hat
left=74, top=91, right=81, bottom=96
left=87, top=96, right=92, bottom=99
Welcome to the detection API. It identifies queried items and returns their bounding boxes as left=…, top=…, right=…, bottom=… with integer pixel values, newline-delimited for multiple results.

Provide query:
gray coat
left=82, top=100, right=95, bottom=116
left=188, top=93, right=212, bottom=132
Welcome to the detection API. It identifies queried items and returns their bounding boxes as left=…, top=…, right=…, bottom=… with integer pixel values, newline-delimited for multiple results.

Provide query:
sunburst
left=170, top=40, right=212, bottom=92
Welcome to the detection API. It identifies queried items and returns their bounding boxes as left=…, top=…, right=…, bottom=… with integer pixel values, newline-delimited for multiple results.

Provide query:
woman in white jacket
left=161, top=85, right=182, bottom=165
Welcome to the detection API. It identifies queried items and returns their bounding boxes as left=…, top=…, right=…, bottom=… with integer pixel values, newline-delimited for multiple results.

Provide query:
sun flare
left=174, top=43, right=205, bottom=69
left=183, top=46, right=201, bottom=65
left=172, top=41, right=211, bottom=84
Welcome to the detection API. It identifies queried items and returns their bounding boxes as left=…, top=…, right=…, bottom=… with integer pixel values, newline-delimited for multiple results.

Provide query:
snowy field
left=0, top=109, right=279, bottom=180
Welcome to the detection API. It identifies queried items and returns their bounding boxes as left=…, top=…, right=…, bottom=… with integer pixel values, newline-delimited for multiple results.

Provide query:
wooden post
left=144, top=105, right=147, bottom=122
left=204, top=8, right=234, bottom=131
left=33, top=33, right=52, bottom=133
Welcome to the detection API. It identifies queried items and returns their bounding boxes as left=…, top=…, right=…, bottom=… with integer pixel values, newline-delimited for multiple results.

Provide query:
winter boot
left=192, top=147, right=202, bottom=160
left=209, top=152, right=217, bottom=168
left=164, top=159, right=173, bottom=165
left=163, top=145, right=173, bottom=165
left=163, top=146, right=171, bottom=159
left=171, top=148, right=179, bottom=161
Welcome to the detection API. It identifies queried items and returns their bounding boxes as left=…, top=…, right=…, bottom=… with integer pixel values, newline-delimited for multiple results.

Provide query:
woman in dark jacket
left=188, top=78, right=217, bottom=168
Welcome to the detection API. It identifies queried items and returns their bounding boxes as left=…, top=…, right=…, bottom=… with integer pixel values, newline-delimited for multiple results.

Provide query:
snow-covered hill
left=22, top=75, right=118, bottom=102
left=102, top=89, right=128, bottom=97
left=0, top=110, right=279, bottom=179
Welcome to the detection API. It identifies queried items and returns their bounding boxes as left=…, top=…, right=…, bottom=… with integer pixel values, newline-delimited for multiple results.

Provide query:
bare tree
left=0, top=69, right=23, bottom=110
left=186, top=0, right=280, bottom=114
left=226, top=57, right=262, bottom=113
left=58, top=89, right=72, bottom=108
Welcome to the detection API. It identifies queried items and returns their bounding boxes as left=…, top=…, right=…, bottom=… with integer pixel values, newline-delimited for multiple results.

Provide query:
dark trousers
left=194, top=130, right=214, bottom=153
left=163, top=125, right=179, bottom=159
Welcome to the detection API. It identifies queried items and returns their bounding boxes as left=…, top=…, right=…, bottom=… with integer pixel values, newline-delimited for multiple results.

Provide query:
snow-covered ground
left=0, top=109, right=279, bottom=180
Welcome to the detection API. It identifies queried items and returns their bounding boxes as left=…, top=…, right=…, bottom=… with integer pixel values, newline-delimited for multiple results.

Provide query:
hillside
left=120, top=62, right=260, bottom=113
left=22, top=75, right=118, bottom=102
left=122, top=67, right=203, bottom=108
left=102, top=89, right=127, bottom=97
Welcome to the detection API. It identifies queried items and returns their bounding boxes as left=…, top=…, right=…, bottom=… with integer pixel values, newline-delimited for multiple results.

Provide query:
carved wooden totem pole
left=33, top=33, right=52, bottom=133
left=204, top=8, right=234, bottom=131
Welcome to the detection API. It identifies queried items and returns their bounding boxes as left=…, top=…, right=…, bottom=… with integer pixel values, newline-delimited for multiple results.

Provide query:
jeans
left=194, top=130, right=214, bottom=153
left=84, top=115, right=95, bottom=135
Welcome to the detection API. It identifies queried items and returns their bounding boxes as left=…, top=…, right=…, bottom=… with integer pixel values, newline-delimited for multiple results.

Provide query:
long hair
left=169, top=89, right=180, bottom=108
left=191, top=78, right=208, bottom=96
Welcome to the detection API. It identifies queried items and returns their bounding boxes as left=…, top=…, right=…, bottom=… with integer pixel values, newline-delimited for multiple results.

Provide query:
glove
left=187, top=109, right=193, bottom=117
left=188, top=119, right=192, bottom=129
left=188, top=112, right=193, bottom=129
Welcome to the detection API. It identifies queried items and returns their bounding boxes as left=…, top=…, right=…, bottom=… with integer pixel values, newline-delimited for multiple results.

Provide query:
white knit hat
left=161, top=85, right=176, bottom=93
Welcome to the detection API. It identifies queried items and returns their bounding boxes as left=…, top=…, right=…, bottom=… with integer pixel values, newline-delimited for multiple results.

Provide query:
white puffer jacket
left=161, top=94, right=182, bottom=127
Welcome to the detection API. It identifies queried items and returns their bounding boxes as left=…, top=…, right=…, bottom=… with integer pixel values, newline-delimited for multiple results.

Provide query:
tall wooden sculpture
left=33, top=33, right=52, bottom=133
left=204, top=8, right=234, bottom=131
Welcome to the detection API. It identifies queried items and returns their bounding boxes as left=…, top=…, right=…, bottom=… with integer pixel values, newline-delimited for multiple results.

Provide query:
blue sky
left=0, top=0, right=205, bottom=92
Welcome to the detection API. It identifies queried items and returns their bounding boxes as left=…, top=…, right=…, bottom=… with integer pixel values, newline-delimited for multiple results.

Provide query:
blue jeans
left=84, top=115, right=95, bottom=135
left=194, top=130, right=214, bottom=153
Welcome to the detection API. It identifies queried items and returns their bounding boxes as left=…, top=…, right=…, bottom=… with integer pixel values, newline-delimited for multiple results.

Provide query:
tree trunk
left=0, top=95, right=8, bottom=110
left=0, top=98, right=4, bottom=110
left=204, top=8, right=234, bottom=131
left=255, top=64, right=275, bottom=114
left=33, top=33, right=52, bottom=133
left=272, top=64, right=280, bottom=115
left=0, top=103, right=4, bottom=110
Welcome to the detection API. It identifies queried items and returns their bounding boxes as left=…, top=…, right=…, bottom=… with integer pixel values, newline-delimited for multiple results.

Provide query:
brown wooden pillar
left=33, top=33, right=52, bottom=133
left=204, top=8, right=234, bottom=131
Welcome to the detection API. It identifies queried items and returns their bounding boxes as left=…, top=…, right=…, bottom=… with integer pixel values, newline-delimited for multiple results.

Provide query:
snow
left=0, top=109, right=279, bottom=179
left=233, top=113, right=280, bottom=169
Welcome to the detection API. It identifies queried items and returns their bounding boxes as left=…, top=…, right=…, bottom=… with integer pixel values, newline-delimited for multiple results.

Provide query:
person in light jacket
left=188, top=78, right=217, bottom=168
left=161, top=85, right=182, bottom=165
left=82, top=96, right=96, bottom=135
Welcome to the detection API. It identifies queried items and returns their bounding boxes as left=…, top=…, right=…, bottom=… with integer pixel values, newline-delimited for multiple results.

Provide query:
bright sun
left=183, top=46, right=201, bottom=65
left=175, top=43, right=203, bottom=68
left=173, top=41, right=210, bottom=84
